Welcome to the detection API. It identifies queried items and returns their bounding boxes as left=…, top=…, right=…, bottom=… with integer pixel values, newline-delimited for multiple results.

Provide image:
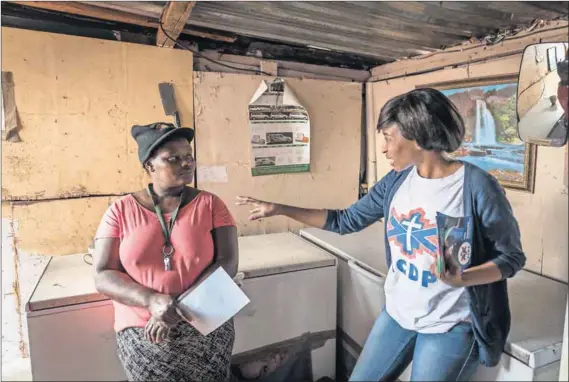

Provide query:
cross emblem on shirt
left=387, top=207, right=438, bottom=258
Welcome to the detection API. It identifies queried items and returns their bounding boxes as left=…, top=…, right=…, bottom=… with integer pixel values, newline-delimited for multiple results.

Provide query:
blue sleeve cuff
left=492, top=256, right=515, bottom=279
left=323, top=209, right=340, bottom=233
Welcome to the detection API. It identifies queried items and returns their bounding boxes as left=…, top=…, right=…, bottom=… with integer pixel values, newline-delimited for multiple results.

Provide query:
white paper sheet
left=197, top=165, right=229, bottom=183
left=177, top=267, right=250, bottom=336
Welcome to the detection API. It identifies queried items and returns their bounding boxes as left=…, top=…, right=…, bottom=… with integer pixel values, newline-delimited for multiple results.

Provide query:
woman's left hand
left=145, top=317, right=171, bottom=344
left=438, top=267, right=466, bottom=288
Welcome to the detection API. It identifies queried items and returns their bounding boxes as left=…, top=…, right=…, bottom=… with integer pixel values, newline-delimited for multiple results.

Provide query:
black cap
left=131, top=122, right=194, bottom=164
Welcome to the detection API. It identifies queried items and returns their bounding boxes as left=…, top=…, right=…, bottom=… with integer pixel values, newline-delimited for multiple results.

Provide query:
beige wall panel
left=193, top=72, right=362, bottom=236
left=4, top=197, right=117, bottom=256
left=1, top=27, right=193, bottom=200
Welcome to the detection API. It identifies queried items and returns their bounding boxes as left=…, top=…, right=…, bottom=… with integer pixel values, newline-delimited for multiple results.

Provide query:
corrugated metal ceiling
left=75, top=1, right=569, bottom=62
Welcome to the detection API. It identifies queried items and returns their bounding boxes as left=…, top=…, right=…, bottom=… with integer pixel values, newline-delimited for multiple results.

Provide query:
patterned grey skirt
left=116, top=319, right=235, bottom=382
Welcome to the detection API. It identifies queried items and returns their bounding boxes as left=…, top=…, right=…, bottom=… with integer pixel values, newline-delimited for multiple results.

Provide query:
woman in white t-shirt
left=236, top=88, right=526, bottom=381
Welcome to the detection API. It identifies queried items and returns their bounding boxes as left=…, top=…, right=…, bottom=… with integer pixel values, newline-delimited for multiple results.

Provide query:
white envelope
left=177, top=267, right=250, bottom=336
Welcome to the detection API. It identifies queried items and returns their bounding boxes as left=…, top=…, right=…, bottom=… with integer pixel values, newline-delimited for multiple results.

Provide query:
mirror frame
left=516, top=41, right=569, bottom=147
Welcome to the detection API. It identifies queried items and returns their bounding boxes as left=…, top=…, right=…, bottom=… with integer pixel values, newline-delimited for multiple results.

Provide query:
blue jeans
left=349, top=309, right=479, bottom=381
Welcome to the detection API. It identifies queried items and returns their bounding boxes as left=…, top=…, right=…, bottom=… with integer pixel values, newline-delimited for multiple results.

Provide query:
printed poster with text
left=248, top=79, right=310, bottom=176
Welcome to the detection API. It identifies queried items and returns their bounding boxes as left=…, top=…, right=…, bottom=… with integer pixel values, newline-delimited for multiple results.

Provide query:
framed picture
left=418, top=76, right=537, bottom=192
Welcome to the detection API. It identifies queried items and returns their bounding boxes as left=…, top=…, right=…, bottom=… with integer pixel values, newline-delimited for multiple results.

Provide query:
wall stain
left=9, top=204, right=29, bottom=359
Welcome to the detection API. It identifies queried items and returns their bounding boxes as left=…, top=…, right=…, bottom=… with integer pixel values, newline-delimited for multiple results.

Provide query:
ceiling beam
left=156, top=2, right=196, bottom=48
left=7, top=1, right=236, bottom=43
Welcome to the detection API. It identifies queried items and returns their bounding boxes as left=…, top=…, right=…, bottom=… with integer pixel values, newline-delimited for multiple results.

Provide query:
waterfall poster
left=433, top=78, right=537, bottom=192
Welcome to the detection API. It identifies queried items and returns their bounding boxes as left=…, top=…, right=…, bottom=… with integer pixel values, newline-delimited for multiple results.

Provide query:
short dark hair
left=377, top=88, right=465, bottom=152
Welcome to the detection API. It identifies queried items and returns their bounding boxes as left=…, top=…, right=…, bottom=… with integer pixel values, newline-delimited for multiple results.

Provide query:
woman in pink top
left=93, top=122, right=238, bottom=381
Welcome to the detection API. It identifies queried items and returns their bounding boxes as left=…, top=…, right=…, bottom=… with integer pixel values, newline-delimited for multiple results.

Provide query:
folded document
left=177, top=267, right=250, bottom=336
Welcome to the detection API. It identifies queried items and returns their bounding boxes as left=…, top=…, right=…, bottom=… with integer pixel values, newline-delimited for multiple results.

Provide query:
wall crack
left=9, top=203, right=29, bottom=359
left=5, top=193, right=126, bottom=206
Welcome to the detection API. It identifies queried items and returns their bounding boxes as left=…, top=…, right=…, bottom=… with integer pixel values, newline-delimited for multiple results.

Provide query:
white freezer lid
left=27, top=233, right=336, bottom=312
left=505, top=270, right=567, bottom=368
left=238, top=232, right=336, bottom=278
left=27, top=254, right=107, bottom=312
left=300, top=223, right=388, bottom=276
left=299, top=226, right=568, bottom=369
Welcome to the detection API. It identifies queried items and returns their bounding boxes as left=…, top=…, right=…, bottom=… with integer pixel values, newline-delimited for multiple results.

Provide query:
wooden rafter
left=8, top=1, right=236, bottom=43
left=156, top=2, right=196, bottom=48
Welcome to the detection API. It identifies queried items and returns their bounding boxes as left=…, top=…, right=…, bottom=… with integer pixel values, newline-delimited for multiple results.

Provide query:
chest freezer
left=26, top=233, right=338, bottom=381
left=300, top=224, right=568, bottom=381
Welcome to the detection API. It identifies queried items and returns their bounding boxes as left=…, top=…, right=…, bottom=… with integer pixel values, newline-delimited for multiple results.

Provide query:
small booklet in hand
left=435, top=212, right=473, bottom=278
left=177, top=267, right=250, bottom=336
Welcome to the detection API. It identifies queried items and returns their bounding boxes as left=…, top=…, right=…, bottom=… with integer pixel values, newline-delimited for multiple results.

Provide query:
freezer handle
left=347, top=260, right=384, bottom=284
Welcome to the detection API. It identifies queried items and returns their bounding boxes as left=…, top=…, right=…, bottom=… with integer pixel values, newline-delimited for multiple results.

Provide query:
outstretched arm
left=235, top=170, right=397, bottom=235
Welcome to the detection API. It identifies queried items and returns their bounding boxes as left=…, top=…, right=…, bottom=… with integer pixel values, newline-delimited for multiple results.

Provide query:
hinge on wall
left=359, top=183, right=369, bottom=199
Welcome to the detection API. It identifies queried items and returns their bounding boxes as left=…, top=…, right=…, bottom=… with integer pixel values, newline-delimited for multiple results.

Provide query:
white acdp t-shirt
left=384, top=165, right=471, bottom=334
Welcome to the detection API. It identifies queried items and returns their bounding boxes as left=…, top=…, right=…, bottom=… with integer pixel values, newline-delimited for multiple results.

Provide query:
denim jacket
left=324, top=161, right=526, bottom=367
